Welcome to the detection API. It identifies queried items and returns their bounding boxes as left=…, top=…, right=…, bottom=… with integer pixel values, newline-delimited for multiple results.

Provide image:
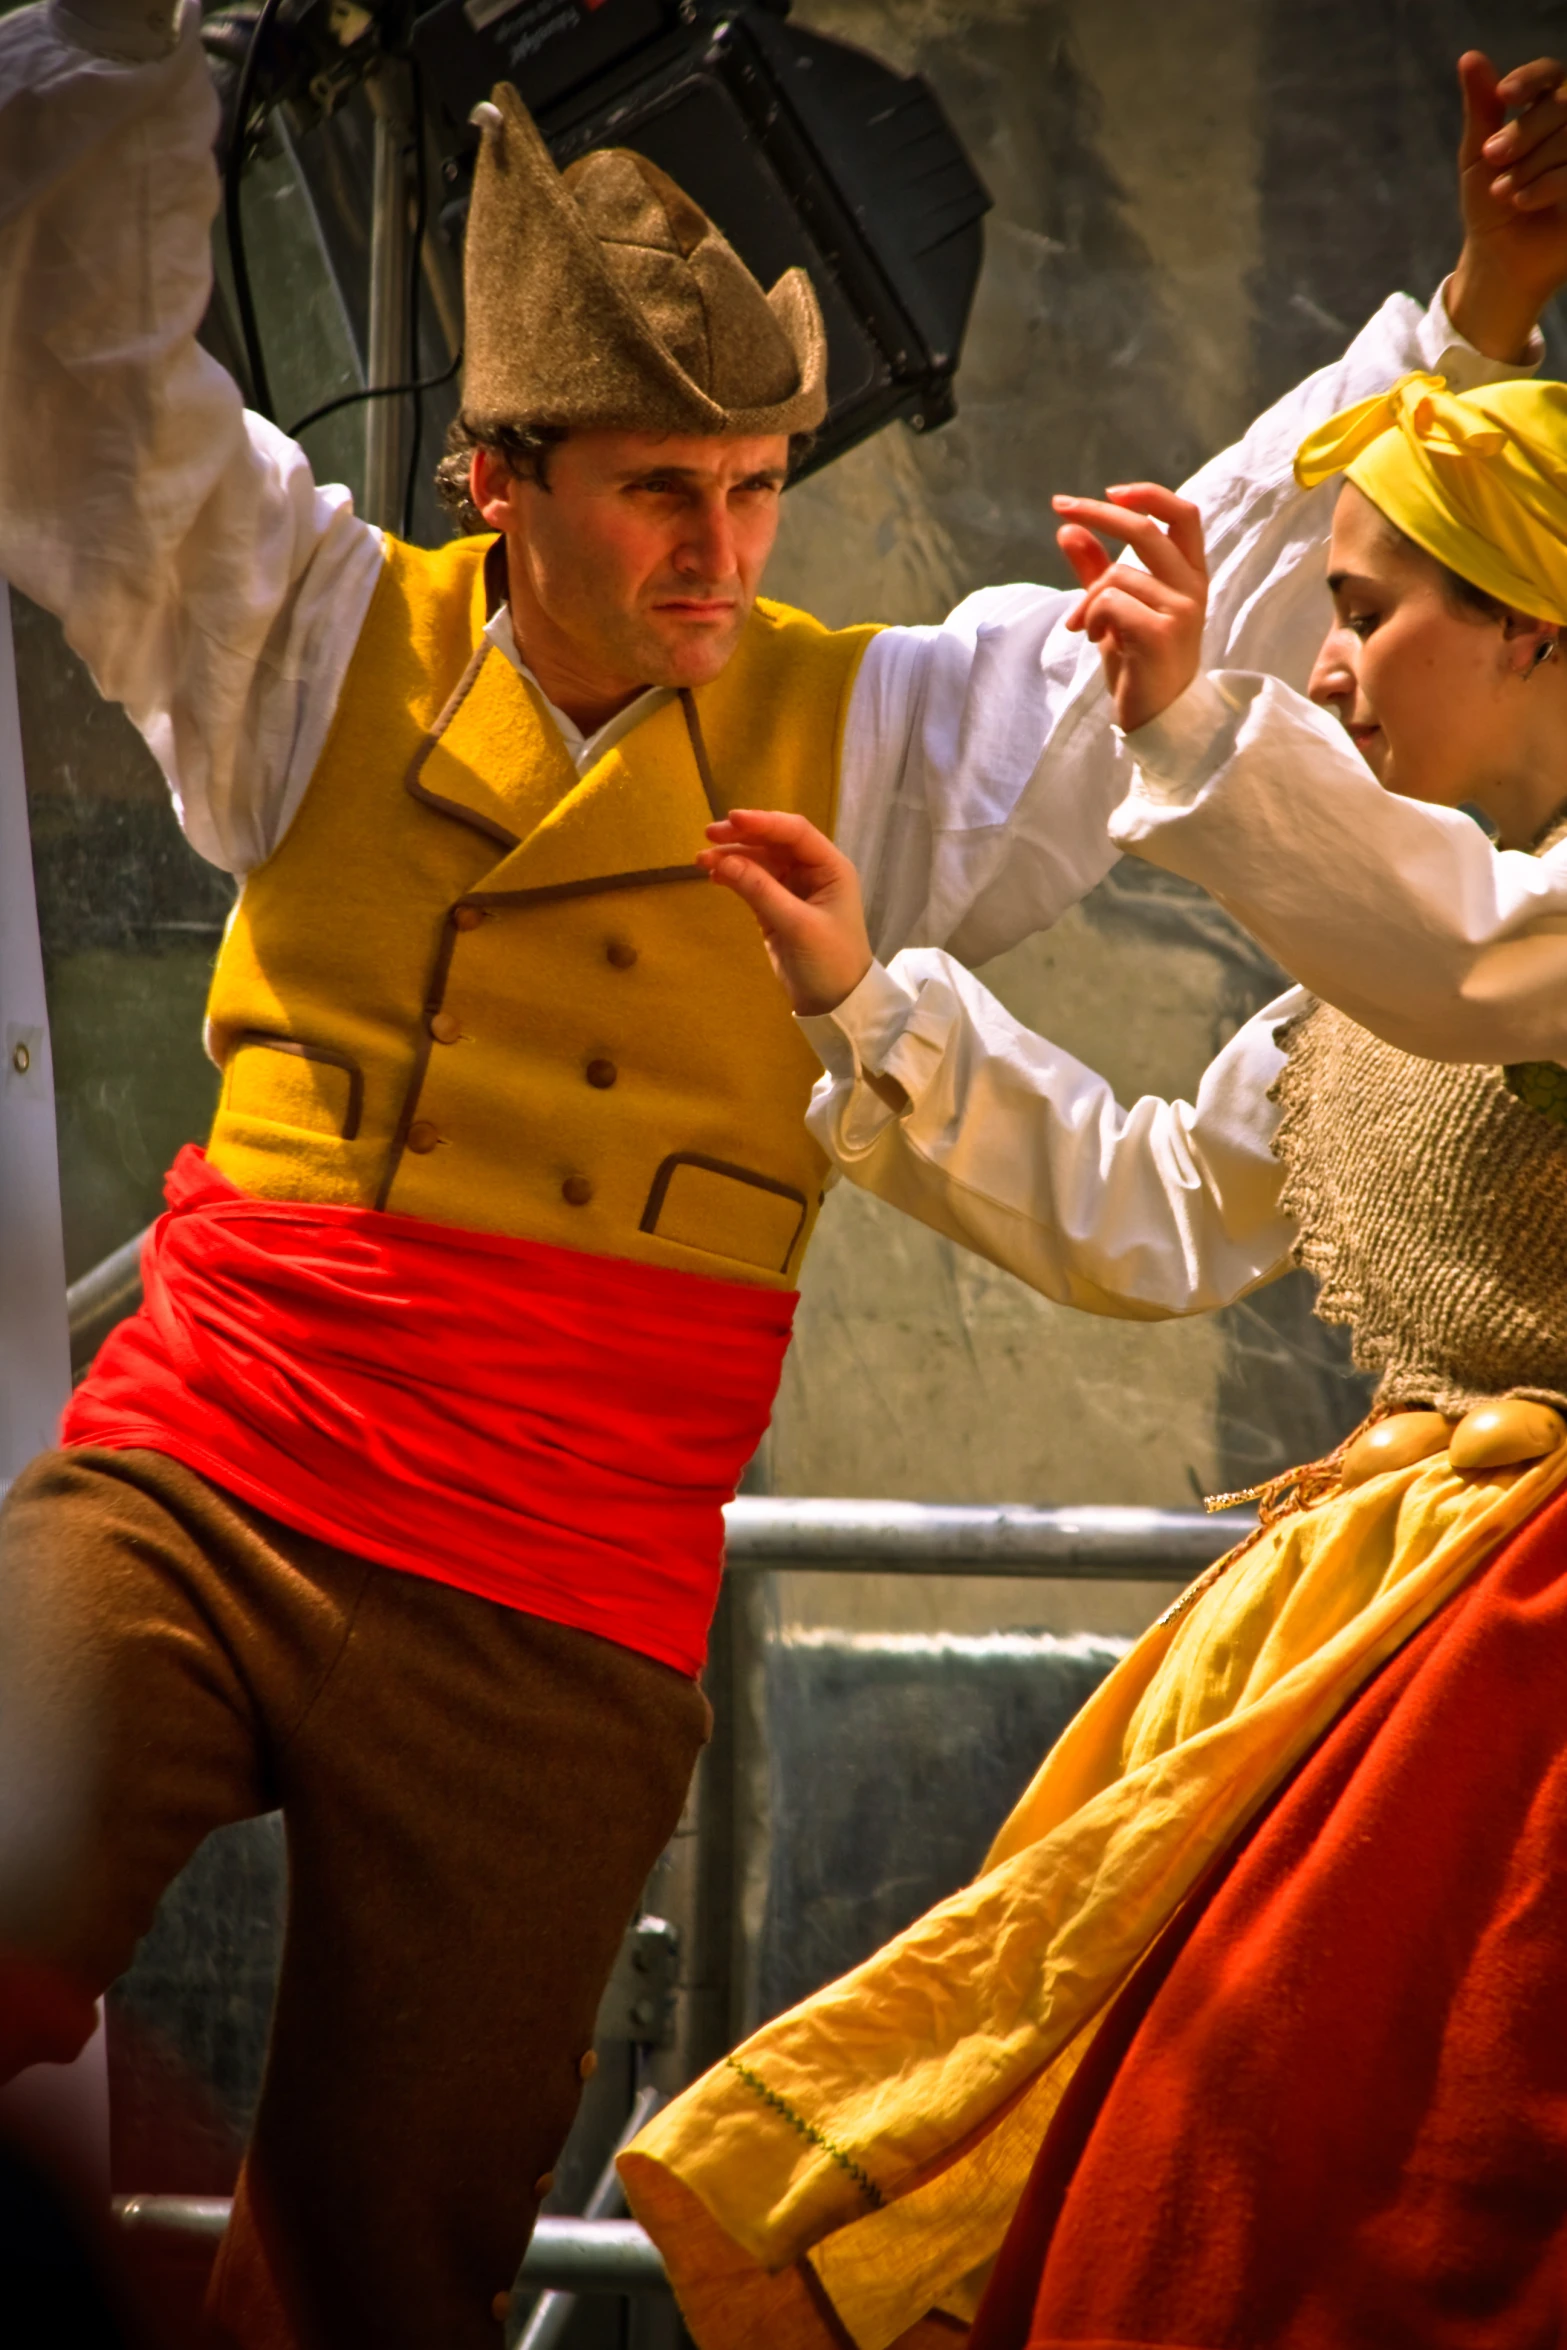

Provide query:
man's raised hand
left=1051, top=483, right=1208, bottom=735
left=698, top=811, right=873, bottom=1017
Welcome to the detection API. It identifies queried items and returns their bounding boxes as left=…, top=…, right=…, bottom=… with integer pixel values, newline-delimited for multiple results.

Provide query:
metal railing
left=66, top=1226, right=152, bottom=1376
left=723, top=1495, right=1249, bottom=1576
left=113, top=2199, right=670, bottom=2292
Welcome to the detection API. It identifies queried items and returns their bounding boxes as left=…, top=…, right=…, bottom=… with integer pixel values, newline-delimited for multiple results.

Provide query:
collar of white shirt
left=482, top=603, right=673, bottom=778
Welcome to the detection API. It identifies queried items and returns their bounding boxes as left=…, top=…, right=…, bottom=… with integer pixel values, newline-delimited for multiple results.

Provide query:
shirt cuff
left=1421, top=273, right=1544, bottom=387
left=1118, top=674, right=1243, bottom=808
left=49, top=0, right=182, bottom=60
left=798, top=958, right=920, bottom=1083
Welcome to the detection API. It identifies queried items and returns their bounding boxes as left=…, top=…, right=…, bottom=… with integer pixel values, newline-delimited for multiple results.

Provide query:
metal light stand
left=364, top=59, right=415, bottom=530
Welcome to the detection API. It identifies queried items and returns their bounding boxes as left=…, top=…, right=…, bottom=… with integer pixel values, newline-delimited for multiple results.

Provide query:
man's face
left=472, top=428, right=790, bottom=707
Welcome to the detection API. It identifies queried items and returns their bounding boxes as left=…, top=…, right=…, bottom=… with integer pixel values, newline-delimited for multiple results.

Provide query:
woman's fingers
left=707, top=848, right=816, bottom=935
left=1502, top=158, right=1567, bottom=209
left=706, top=807, right=836, bottom=867
left=702, top=808, right=845, bottom=894
left=695, top=838, right=788, bottom=881
left=1459, top=51, right=1504, bottom=167
left=706, top=830, right=875, bottom=1015
left=1491, top=56, right=1567, bottom=127
left=1484, top=58, right=1567, bottom=202
left=1496, top=116, right=1567, bottom=181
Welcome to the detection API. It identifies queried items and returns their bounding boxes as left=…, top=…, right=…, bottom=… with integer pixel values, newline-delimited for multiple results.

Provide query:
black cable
left=400, top=55, right=430, bottom=539
left=284, top=347, right=462, bottom=441
left=222, top=0, right=288, bottom=423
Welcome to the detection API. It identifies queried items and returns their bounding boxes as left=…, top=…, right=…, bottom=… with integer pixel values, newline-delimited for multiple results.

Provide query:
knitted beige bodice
left=1272, top=1002, right=1567, bottom=1417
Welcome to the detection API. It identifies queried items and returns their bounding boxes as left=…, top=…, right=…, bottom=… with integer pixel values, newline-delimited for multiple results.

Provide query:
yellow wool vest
left=204, top=534, right=879, bottom=1287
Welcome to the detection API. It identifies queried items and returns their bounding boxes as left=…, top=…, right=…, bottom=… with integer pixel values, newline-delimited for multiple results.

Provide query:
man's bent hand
left=1052, top=483, right=1208, bottom=734
left=699, top=811, right=873, bottom=1017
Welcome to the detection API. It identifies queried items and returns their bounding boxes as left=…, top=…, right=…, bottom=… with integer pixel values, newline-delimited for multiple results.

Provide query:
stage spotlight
left=411, top=0, right=991, bottom=470
left=206, top=0, right=990, bottom=479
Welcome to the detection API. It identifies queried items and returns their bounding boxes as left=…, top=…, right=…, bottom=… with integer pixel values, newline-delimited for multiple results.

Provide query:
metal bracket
left=594, top=1914, right=679, bottom=2048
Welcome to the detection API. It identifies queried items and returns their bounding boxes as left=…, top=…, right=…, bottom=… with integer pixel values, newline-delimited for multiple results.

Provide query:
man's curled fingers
left=1101, top=484, right=1208, bottom=574
left=1051, top=493, right=1205, bottom=590
left=1079, top=585, right=1174, bottom=652
left=1067, top=563, right=1190, bottom=634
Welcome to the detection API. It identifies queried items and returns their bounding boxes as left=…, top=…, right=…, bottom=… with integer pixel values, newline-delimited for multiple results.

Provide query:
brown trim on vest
left=404, top=643, right=523, bottom=850
left=678, top=689, right=725, bottom=824
left=467, top=866, right=705, bottom=910
left=640, top=1152, right=810, bottom=1276
left=228, top=1031, right=366, bottom=1142
left=375, top=911, right=464, bottom=1210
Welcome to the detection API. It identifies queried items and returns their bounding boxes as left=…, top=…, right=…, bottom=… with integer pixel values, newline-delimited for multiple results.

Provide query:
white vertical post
left=0, top=584, right=68, bottom=1485
left=0, top=581, right=107, bottom=2192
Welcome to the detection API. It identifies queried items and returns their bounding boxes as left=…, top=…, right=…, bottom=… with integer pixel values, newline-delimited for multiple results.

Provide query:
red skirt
left=62, top=1148, right=796, bottom=1675
left=970, top=1471, right=1567, bottom=2350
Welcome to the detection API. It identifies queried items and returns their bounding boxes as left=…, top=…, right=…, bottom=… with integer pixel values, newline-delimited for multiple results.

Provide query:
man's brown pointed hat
left=462, top=85, right=828, bottom=439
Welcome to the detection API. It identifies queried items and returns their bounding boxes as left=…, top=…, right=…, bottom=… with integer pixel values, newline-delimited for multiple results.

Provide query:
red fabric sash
left=62, top=1148, right=796, bottom=1676
left=969, top=1473, right=1567, bottom=2350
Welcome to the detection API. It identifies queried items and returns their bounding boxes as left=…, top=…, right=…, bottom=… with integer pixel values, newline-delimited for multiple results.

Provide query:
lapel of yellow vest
left=407, top=643, right=724, bottom=904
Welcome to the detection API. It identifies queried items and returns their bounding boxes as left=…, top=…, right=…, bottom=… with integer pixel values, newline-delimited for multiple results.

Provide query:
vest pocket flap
left=642, top=1154, right=808, bottom=1277
left=224, top=1035, right=364, bottom=1141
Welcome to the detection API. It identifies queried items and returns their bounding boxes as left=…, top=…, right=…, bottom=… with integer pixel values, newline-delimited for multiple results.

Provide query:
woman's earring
left=1531, top=638, right=1560, bottom=675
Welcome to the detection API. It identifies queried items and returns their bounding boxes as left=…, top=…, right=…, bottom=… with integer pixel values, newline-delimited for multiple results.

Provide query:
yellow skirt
left=621, top=1443, right=1567, bottom=2350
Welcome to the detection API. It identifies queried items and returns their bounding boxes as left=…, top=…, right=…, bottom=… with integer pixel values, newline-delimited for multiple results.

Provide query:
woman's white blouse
left=1113, top=673, right=1567, bottom=1066
left=800, top=958, right=1305, bottom=1319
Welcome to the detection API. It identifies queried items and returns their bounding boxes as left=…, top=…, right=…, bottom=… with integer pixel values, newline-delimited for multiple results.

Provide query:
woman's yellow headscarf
left=1294, top=372, right=1567, bottom=625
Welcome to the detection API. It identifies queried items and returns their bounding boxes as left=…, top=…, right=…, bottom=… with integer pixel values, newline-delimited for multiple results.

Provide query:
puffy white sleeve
left=836, top=285, right=1541, bottom=968
left=798, top=955, right=1302, bottom=1318
left=1112, top=673, right=1567, bottom=1066
left=0, top=0, right=383, bottom=875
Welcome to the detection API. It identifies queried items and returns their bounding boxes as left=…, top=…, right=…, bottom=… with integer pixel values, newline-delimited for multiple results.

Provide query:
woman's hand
left=1051, top=483, right=1208, bottom=734
left=698, top=810, right=874, bottom=1016
left=1450, top=51, right=1567, bottom=363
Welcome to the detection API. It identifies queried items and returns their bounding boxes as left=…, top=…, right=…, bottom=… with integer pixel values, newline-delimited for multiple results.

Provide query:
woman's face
left=1306, top=482, right=1530, bottom=808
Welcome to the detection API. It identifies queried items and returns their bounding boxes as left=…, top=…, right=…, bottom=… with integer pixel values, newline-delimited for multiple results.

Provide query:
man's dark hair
left=434, top=415, right=817, bottom=534
left=434, top=416, right=571, bottom=532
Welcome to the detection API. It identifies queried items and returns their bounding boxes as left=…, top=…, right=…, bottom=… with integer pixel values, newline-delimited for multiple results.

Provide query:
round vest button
left=577, top=2050, right=598, bottom=2082
left=561, top=1174, right=594, bottom=1207
left=605, top=939, right=637, bottom=969
left=533, top=2172, right=555, bottom=2200
left=406, top=1119, right=441, bottom=1154
left=428, top=1011, right=462, bottom=1045
left=452, top=905, right=486, bottom=932
left=585, top=1058, right=617, bottom=1090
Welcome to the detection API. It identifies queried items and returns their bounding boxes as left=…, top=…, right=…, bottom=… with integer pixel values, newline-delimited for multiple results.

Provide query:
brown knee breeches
left=0, top=1447, right=710, bottom=2350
